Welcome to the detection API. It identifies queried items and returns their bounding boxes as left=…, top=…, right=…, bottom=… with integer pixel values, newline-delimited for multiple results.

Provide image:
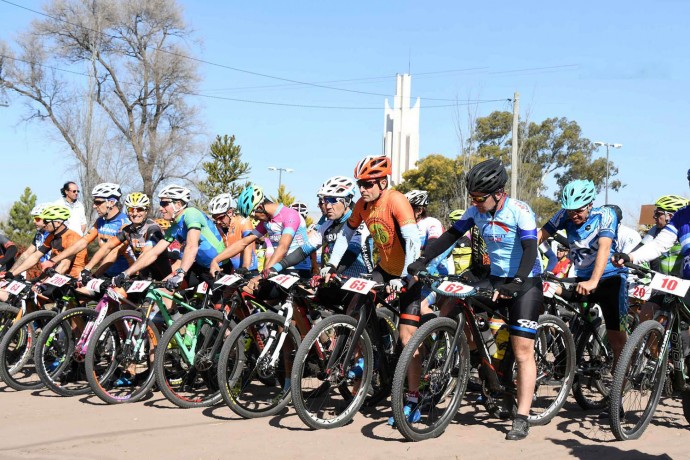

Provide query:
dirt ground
left=0, top=385, right=686, bottom=460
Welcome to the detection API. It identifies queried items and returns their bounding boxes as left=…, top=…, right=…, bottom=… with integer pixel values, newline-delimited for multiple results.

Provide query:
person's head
left=557, top=244, right=569, bottom=259
left=404, top=190, right=429, bottom=221
left=61, top=181, right=80, bottom=203
left=653, top=195, right=689, bottom=229
left=561, top=179, right=596, bottom=225
left=39, top=205, right=71, bottom=233
left=237, top=184, right=269, bottom=221
left=353, top=155, right=391, bottom=202
left=158, top=184, right=191, bottom=220
left=208, top=193, right=236, bottom=229
left=290, top=202, right=309, bottom=221
left=317, top=176, right=356, bottom=221
left=604, top=204, right=623, bottom=227
left=31, top=203, right=50, bottom=230
left=448, top=209, right=466, bottom=224
left=466, top=158, right=508, bottom=213
left=124, top=192, right=151, bottom=226
left=91, top=182, right=122, bottom=218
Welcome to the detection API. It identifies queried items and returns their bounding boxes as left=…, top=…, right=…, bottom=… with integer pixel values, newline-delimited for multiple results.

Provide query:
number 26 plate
left=341, top=277, right=376, bottom=294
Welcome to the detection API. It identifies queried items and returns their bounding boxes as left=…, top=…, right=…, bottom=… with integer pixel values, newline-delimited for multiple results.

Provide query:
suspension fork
left=260, top=295, right=294, bottom=366
left=326, top=294, right=370, bottom=373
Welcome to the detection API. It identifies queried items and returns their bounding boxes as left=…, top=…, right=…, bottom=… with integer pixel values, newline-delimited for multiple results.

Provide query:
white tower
left=383, top=74, right=420, bottom=186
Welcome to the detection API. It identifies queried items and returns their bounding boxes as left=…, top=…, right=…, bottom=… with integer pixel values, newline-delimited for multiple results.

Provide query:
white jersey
left=616, top=224, right=642, bottom=254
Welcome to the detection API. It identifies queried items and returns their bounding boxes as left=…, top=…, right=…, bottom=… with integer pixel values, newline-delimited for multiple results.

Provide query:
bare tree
left=0, top=0, right=204, bottom=201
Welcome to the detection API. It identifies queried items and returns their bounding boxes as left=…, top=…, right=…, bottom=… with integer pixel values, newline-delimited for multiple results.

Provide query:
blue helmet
left=561, top=179, right=596, bottom=210
left=236, top=184, right=265, bottom=218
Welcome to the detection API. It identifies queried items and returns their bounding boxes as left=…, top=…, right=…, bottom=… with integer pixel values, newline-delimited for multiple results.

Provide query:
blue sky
left=1, top=0, right=688, bottom=225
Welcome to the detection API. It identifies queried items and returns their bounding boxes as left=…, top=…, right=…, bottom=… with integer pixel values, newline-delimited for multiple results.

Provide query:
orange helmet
left=353, top=155, right=391, bottom=180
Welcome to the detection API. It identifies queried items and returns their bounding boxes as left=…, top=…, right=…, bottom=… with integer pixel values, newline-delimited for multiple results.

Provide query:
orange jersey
left=347, top=189, right=416, bottom=276
left=218, top=215, right=256, bottom=269
left=40, top=227, right=87, bottom=277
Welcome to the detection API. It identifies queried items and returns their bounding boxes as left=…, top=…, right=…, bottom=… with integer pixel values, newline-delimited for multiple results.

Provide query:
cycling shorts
left=475, top=276, right=543, bottom=340
left=560, top=272, right=628, bottom=332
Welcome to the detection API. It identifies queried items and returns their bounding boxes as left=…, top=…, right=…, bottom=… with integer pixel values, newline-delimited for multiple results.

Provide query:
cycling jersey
left=219, top=215, right=257, bottom=270
left=33, top=230, right=51, bottom=263
left=0, top=233, right=17, bottom=270
left=543, top=206, right=623, bottom=279
left=616, top=225, right=642, bottom=254
left=253, top=205, right=310, bottom=271
left=116, top=219, right=171, bottom=279
left=84, top=211, right=131, bottom=276
left=39, top=226, right=87, bottom=277
left=452, top=197, right=542, bottom=278
left=416, top=216, right=449, bottom=276
left=632, top=206, right=690, bottom=279
left=164, top=207, right=225, bottom=268
left=641, top=226, right=682, bottom=276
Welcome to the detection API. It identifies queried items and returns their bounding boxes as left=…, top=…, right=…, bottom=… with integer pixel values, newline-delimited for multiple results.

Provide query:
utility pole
left=511, top=92, right=520, bottom=199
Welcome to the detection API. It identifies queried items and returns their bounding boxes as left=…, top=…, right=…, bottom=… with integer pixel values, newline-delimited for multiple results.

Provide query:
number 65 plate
left=341, top=277, right=376, bottom=294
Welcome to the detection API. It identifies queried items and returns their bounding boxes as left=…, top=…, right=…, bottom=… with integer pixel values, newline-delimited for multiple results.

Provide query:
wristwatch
left=175, top=268, right=186, bottom=276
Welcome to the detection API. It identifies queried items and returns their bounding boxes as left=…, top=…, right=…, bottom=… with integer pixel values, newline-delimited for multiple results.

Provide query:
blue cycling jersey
left=452, top=197, right=541, bottom=278
left=543, top=206, right=623, bottom=279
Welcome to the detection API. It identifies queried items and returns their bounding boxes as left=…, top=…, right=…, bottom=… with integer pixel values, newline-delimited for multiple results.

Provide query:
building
left=383, top=74, right=420, bottom=186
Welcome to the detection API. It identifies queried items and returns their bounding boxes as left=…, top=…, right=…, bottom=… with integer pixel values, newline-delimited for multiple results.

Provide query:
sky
left=1, top=0, right=689, bottom=225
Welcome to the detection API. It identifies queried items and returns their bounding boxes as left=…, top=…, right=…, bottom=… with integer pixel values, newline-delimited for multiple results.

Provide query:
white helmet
left=158, top=184, right=191, bottom=203
left=31, top=202, right=50, bottom=216
left=404, top=190, right=429, bottom=207
left=208, top=193, right=235, bottom=215
left=317, top=176, right=356, bottom=198
left=290, top=202, right=308, bottom=218
left=92, top=182, right=122, bottom=199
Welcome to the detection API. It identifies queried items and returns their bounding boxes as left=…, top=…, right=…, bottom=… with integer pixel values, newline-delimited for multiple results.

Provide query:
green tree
left=0, top=187, right=36, bottom=247
left=271, top=184, right=295, bottom=206
left=197, top=134, right=251, bottom=202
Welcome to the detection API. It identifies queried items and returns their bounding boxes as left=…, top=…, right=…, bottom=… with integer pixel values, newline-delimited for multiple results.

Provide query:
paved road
left=0, top=385, right=685, bottom=460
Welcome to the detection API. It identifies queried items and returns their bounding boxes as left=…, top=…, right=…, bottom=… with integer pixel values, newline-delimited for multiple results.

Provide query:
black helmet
left=466, top=159, right=508, bottom=193
left=604, top=204, right=623, bottom=223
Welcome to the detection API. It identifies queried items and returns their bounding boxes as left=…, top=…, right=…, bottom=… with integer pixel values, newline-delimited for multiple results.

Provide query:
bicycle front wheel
left=290, top=314, right=373, bottom=429
left=0, top=303, right=19, bottom=345
left=609, top=320, right=666, bottom=441
left=572, top=321, right=613, bottom=410
left=390, top=316, right=470, bottom=441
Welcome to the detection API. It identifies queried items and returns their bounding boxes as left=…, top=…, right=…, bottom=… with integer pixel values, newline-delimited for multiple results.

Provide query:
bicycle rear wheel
left=391, top=316, right=470, bottom=441
left=609, top=320, right=666, bottom=440
left=572, top=322, right=613, bottom=410
left=0, top=303, right=19, bottom=346
left=85, top=309, right=159, bottom=404
left=290, top=314, right=373, bottom=429
left=218, top=311, right=301, bottom=418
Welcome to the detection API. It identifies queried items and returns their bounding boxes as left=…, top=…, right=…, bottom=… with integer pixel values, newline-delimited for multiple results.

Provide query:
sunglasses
left=653, top=210, right=670, bottom=217
left=159, top=201, right=172, bottom=208
left=212, top=213, right=228, bottom=221
left=357, top=180, right=377, bottom=190
left=469, top=192, right=492, bottom=203
left=323, top=196, right=344, bottom=205
left=566, top=205, right=589, bottom=215
left=128, top=207, right=148, bottom=213
left=33, top=217, right=43, bottom=222
left=93, top=199, right=106, bottom=206
left=69, top=190, right=80, bottom=193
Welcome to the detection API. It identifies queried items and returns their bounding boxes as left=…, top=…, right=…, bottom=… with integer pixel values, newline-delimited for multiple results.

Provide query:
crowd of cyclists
left=1, top=154, right=690, bottom=443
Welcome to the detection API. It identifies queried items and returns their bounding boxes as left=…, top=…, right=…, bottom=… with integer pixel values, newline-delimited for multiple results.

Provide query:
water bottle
left=490, top=317, right=510, bottom=362
left=184, top=322, right=196, bottom=347
left=477, top=313, right=497, bottom=357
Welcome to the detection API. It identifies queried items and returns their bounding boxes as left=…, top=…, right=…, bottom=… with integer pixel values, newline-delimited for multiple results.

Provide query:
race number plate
left=5, top=281, right=26, bottom=296
left=341, top=277, right=376, bottom=294
left=436, top=280, right=475, bottom=296
left=542, top=281, right=558, bottom=298
left=649, top=273, right=690, bottom=297
left=127, top=280, right=152, bottom=293
left=269, top=274, right=300, bottom=289
left=197, top=282, right=209, bottom=294
left=628, top=282, right=651, bottom=301
left=216, top=274, right=242, bottom=286
left=45, top=274, right=70, bottom=287
left=0, top=279, right=8, bottom=289
left=86, top=279, right=105, bottom=292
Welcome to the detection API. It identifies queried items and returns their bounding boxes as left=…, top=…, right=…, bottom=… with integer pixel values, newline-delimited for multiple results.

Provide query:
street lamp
left=593, top=141, right=622, bottom=204
left=267, top=166, right=294, bottom=192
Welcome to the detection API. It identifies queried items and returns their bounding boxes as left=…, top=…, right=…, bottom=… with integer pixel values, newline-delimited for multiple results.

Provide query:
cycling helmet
left=317, top=176, right=356, bottom=198
left=290, top=202, right=309, bottom=219
left=353, top=155, right=392, bottom=180
left=561, top=179, right=596, bottom=210
left=124, top=192, right=151, bottom=209
left=158, top=184, right=191, bottom=204
left=92, top=182, right=122, bottom=199
left=237, top=184, right=265, bottom=218
left=604, top=204, right=623, bottom=223
left=448, top=209, right=466, bottom=223
left=465, top=159, right=508, bottom=193
left=208, top=193, right=236, bottom=215
left=39, top=205, right=71, bottom=222
left=655, top=195, right=689, bottom=212
left=31, top=203, right=50, bottom=216
left=155, top=218, right=171, bottom=231
left=404, top=190, right=429, bottom=207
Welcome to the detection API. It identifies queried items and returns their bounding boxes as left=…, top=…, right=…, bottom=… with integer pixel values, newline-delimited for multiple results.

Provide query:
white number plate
left=196, top=282, right=209, bottom=294
left=86, top=279, right=105, bottom=292
left=437, top=280, right=475, bottom=296
left=5, top=281, right=26, bottom=296
left=215, top=274, right=242, bottom=286
left=649, top=273, right=690, bottom=297
left=45, top=274, right=70, bottom=287
left=628, top=282, right=651, bottom=301
left=542, top=281, right=558, bottom=298
left=127, top=280, right=152, bottom=293
left=269, top=274, right=300, bottom=289
left=341, top=277, right=377, bottom=294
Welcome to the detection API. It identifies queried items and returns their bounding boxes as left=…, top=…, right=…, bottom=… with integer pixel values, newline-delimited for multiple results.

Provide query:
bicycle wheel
left=85, top=309, right=160, bottom=404
left=290, top=314, right=373, bottom=429
left=154, top=309, right=230, bottom=408
left=218, top=311, right=301, bottom=418
left=0, top=310, right=56, bottom=390
left=363, top=307, right=400, bottom=407
left=609, top=320, right=667, bottom=440
left=572, top=321, right=613, bottom=410
left=34, top=307, right=98, bottom=396
left=391, top=316, right=470, bottom=441
left=0, top=303, right=19, bottom=346
left=528, top=314, right=576, bottom=426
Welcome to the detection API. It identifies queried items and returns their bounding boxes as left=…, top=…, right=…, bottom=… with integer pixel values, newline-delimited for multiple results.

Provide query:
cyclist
left=80, top=193, right=172, bottom=283
left=31, top=203, right=52, bottom=268
left=290, top=202, right=309, bottom=221
left=605, top=204, right=641, bottom=253
left=208, top=193, right=257, bottom=273
left=405, top=190, right=450, bottom=276
left=289, top=201, right=318, bottom=275
left=47, top=183, right=130, bottom=278
left=113, top=185, right=225, bottom=292
left=405, top=158, right=542, bottom=440
left=0, top=232, right=18, bottom=273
